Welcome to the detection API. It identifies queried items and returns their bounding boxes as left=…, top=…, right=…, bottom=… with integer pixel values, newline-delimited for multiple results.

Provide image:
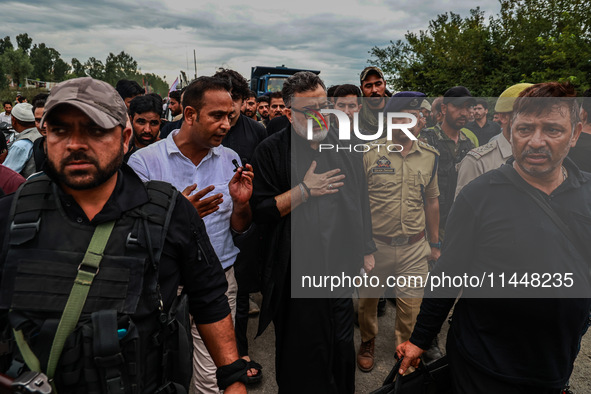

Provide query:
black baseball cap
left=443, top=86, right=476, bottom=106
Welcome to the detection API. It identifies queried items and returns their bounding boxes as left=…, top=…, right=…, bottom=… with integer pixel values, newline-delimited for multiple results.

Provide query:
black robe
left=250, top=126, right=375, bottom=393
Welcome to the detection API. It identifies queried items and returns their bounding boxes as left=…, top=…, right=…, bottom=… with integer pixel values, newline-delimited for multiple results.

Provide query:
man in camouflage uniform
left=420, top=86, right=475, bottom=240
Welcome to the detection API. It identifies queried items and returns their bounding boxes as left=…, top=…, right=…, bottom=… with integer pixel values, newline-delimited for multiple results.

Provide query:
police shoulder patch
left=467, top=140, right=496, bottom=159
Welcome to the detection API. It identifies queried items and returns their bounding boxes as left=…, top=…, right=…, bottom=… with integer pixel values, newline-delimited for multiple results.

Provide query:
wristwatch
left=429, top=241, right=442, bottom=249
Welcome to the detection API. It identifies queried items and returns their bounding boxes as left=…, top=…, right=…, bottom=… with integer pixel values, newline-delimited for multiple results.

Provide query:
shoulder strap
left=145, top=181, right=178, bottom=264
left=13, top=220, right=116, bottom=385
left=498, top=165, right=588, bottom=260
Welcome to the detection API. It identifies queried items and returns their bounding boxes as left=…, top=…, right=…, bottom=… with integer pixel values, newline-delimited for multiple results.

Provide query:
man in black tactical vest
left=0, top=77, right=247, bottom=394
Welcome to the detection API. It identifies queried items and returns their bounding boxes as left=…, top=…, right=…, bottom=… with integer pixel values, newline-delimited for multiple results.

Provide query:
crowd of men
left=0, top=65, right=590, bottom=394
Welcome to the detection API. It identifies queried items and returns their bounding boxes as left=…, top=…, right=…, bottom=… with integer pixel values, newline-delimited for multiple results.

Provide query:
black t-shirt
left=411, top=159, right=591, bottom=387
left=266, top=115, right=290, bottom=137
left=466, top=119, right=501, bottom=145
left=0, top=164, right=230, bottom=324
left=222, top=114, right=267, bottom=164
left=160, top=118, right=183, bottom=139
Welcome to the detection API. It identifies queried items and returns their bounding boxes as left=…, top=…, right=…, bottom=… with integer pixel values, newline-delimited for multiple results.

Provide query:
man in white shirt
left=128, top=76, right=254, bottom=393
left=0, top=101, right=12, bottom=125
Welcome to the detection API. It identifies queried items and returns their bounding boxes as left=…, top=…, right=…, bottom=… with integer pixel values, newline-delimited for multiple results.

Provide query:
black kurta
left=250, top=127, right=375, bottom=393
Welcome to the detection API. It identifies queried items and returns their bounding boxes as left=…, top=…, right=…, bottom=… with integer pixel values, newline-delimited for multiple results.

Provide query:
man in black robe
left=250, top=72, right=376, bottom=393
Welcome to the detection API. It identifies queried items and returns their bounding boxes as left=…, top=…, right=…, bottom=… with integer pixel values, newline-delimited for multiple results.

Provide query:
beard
left=292, top=122, right=329, bottom=142
left=135, top=131, right=158, bottom=146
left=46, top=145, right=123, bottom=190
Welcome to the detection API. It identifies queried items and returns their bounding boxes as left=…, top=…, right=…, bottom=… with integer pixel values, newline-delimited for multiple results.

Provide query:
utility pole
left=194, top=50, right=197, bottom=80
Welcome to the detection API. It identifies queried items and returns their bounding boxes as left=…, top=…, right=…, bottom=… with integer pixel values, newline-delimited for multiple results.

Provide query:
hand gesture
left=182, top=184, right=223, bottom=218
left=396, top=341, right=424, bottom=375
left=303, top=161, right=345, bottom=197
left=229, top=163, right=254, bottom=206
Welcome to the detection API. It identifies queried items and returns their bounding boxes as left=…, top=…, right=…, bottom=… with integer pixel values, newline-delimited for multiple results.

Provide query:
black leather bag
left=369, top=356, right=452, bottom=394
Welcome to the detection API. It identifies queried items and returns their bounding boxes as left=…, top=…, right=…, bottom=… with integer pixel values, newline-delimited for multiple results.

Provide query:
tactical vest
left=0, top=175, right=191, bottom=394
left=422, top=129, right=473, bottom=229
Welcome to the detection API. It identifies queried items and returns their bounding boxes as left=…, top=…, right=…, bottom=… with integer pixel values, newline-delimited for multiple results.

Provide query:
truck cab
left=250, top=66, right=321, bottom=97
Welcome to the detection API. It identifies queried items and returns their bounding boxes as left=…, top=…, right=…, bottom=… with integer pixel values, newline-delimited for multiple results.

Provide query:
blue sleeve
left=127, top=152, right=150, bottom=182
left=4, top=140, right=33, bottom=174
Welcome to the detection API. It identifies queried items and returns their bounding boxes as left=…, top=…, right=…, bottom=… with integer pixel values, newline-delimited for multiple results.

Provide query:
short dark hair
left=269, top=91, right=283, bottom=101
left=282, top=71, right=326, bottom=108
left=213, top=68, right=250, bottom=101
left=182, top=76, right=231, bottom=116
left=474, top=98, right=488, bottom=110
left=256, top=96, right=270, bottom=104
left=246, top=90, right=256, bottom=100
left=16, top=96, right=26, bottom=103
left=115, top=79, right=144, bottom=100
left=3, top=101, right=11, bottom=107
left=514, top=82, right=579, bottom=131
left=129, top=95, right=162, bottom=119
left=334, top=84, right=362, bottom=98
left=169, top=90, right=181, bottom=102
left=32, top=93, right=50, bottom=113
left=327, top=85, right=341, bottom=98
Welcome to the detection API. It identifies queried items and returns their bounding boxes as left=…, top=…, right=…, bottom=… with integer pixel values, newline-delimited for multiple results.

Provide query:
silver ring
left=328, top=184, right=333, bottom=189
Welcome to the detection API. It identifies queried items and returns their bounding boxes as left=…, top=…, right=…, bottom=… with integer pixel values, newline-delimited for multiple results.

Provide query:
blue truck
left=250, top=65, right=321, bottom=97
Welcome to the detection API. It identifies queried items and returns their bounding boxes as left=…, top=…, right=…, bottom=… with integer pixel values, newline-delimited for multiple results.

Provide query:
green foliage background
left=0, top=33, right=170, bottom=103
left=368, top=0, right=591, bottom=96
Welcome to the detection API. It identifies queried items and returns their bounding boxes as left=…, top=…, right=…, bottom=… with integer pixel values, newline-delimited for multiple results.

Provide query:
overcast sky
left=4, top=0, right=500, bottom=88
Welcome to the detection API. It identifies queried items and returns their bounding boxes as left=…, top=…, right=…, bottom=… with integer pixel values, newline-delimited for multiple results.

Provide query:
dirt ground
left=242, top=295, right=591, bottom=393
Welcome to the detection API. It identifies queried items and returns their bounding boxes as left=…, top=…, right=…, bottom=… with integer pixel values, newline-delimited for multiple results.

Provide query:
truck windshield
left=267, top=77, right=286, bottom=93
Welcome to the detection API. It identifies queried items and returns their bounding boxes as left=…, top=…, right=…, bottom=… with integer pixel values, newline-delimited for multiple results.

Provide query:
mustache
left=523, top=148, right=551, bottom=158
left=61, top=151, right=98, bottom=167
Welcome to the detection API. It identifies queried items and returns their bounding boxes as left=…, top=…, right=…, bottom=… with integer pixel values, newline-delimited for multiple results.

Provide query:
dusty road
left=242, top=295, right=591, bottom=393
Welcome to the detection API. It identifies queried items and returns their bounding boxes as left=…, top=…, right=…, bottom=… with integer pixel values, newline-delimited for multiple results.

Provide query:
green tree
left=368, top=0, right=591, bottom=95
left=1, top=47, right=33, bottom=87
left=104, top=51, right=138, bottom=85
left=71, top=58, right=86, bottom=78
left=84, top=57, right=105, bottom=79
left=0, top=36, right=13, bottom=55
left=16, top=33, right=33, bottom=54
left=53, top=58, right=70, bottom=81
left=30, top=43, right=70, bottom=81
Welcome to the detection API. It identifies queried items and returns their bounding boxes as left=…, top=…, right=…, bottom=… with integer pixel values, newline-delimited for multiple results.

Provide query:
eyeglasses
left=290, top=101, right=334, bottom=118
left=135, top=118, right=161, bottom=127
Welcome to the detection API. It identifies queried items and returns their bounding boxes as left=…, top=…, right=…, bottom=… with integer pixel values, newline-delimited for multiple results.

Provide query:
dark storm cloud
left=3, top=0, right=500, bottom=85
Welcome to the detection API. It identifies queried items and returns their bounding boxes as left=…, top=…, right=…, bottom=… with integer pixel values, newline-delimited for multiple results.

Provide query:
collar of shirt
left=53, top=164, right=149, bottom=225
left=165, top=128, right=222, bottom=167
left=491, top=157, right=587, bottom=191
